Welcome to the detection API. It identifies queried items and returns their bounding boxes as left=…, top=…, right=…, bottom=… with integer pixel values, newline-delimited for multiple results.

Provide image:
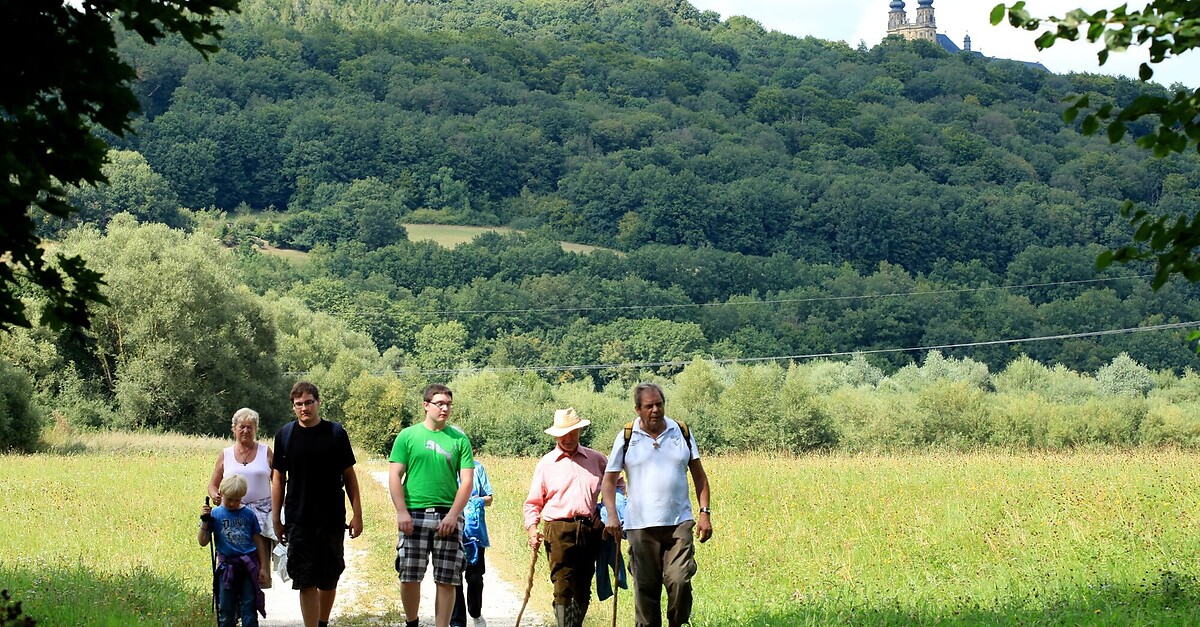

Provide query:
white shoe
left=473, top=618, right=487, bottom=627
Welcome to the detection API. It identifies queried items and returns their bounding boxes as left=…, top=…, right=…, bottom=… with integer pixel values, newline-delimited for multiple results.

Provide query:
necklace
left=234, top=445, right=255, bottom=465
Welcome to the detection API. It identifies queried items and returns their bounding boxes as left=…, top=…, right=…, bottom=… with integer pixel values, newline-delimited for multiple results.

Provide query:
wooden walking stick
left=611, top=534, right=620, bottom=627
left=514, top=545, right=538, bottom=627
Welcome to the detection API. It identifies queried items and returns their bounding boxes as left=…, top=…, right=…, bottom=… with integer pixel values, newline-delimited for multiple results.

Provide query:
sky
left=688, top=0, right=1199, bottom=89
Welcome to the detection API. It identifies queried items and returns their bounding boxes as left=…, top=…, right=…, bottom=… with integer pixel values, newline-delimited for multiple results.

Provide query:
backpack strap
left=622, top=419, right=692, bottom=457
left=676, top=420, right=691, bottom=446
left=277, top=420, right=296, bottom=469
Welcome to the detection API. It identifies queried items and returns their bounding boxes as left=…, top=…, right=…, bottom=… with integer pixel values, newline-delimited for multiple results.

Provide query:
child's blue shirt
left=211, top=505, right=260, bottom=558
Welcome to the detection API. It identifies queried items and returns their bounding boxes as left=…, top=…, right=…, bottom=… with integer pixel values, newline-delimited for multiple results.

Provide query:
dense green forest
left=7, top=0, right=1200, bottom=451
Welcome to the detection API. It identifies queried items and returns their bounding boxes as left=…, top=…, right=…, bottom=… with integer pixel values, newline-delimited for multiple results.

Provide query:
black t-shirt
left=273, top=419, right=356, bottom=527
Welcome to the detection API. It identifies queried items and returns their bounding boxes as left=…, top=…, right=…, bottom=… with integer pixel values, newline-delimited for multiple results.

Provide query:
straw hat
left=545, top=407, right=590, bottom=436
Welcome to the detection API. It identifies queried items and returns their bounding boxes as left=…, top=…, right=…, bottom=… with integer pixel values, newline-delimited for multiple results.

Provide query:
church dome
left=890, top=0, right=905, bottom=9
left=917, top=0, right=933, bottom=6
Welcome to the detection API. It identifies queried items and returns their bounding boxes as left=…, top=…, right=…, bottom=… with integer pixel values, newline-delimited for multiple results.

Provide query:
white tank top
left=222, top=442, right=271, bottom=504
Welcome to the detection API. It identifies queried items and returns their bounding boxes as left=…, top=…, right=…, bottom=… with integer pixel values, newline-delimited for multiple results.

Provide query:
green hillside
left=8, top=0, right=1200, bottom=446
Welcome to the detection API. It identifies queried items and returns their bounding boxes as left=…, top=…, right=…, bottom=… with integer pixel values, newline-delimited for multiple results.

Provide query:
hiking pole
left=611, top=534, right=620, bottom=627
left=203, top=497, right=217, bottom=624
left=514, top=545, right=538, bottom=627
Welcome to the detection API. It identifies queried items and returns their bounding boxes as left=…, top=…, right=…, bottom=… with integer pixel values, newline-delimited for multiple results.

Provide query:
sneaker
left=472, top=618, right=487, bottom=627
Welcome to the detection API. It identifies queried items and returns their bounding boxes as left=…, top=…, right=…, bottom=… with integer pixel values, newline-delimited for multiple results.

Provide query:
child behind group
left=199, top=474, right=268, bottom=627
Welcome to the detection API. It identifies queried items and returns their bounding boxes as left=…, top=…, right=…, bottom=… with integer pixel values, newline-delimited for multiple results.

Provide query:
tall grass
left=479, top=451, right=1200, bottom=626
left=0, top=433, right=218, bottom=625
left=6, top=433, right=1200, bottom=625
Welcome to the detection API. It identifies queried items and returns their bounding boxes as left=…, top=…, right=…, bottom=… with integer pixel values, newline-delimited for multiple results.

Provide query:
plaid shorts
left=395, top=508, right=464, bottom=586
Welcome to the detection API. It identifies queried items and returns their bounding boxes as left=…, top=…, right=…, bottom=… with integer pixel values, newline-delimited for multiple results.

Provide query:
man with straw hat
left=523, top=407, right=611, bottom=627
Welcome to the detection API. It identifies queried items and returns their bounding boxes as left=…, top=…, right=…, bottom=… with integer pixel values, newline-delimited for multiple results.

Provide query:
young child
left=199, top=474, right=268, bottom=627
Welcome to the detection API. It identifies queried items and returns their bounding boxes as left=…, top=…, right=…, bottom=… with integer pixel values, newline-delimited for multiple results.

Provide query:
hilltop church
left=885, top=0, right=1048, bottom=69
left=886, top=0, right=975, bottom=54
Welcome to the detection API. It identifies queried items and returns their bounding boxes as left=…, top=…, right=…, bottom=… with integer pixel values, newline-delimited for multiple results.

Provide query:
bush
left=0, top=361, right=42, bottom=452
left=1096, top=353, right=1154, bottom=397
left=914, top=380, right=990, bottom=448
left=993, top=355, right=1051, bottom=396
left=342, top=373, right=414, bottom=456
left=1139, top=401, right=1200, bottom=446
left=778, top=364, right=837, bottom=452
left=450, top=370, right=555, bottom=456
left=988, top=392, right=1053, bottom=448
left=1046, top=398, right=1145, bottom=447
left=825, top=388, right=907, bottom=451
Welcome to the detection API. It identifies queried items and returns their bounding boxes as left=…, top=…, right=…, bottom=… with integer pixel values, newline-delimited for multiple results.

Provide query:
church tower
left=915, top=0, right=935, bottom=29
left=888, top=0, right=907, bottom=32
left=886, top=0, right=937, bottom=43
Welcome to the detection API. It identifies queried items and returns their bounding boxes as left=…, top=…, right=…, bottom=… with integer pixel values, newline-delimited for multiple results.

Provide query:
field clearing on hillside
left=4, top=434, right=1200, bottom=625
left=403, top=223, right=610, bottom=254
left=253, top=223, right=611, bottom=263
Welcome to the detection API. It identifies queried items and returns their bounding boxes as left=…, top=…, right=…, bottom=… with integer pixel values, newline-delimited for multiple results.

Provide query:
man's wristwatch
left=698, top=507, right=711, bottom=514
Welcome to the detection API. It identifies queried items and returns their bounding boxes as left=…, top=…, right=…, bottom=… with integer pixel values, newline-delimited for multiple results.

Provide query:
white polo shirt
left=605, top=417, right=700, bottom=530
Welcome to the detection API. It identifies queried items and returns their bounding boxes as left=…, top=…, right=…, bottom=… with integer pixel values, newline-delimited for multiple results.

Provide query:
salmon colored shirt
left=523, top=445, right=609, bottom=529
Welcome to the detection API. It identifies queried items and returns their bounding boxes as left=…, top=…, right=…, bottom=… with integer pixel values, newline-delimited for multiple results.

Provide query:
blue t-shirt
left=211, top=505, right=261, bottom=558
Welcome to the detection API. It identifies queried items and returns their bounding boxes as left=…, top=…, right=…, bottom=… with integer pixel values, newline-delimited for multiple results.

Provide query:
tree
left=61, top=150, right=184, bottom=232
left=59, top=215, right=281, bottom=433
left=992, top=2, right=1200, bottom=287
left=2, top=0, right=238, bottom=331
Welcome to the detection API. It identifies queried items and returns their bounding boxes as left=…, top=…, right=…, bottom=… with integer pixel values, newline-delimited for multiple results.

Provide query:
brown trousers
left=542, top=519, right=602, bottom=609
left=627, top=520, right=697, bottom=627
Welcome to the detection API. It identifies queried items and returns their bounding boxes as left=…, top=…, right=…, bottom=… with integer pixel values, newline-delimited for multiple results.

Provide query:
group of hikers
left=198, top=380, right=713, bottom=627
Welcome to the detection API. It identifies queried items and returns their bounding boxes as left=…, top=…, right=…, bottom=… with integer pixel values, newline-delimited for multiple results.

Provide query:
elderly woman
left=208, top=407, right=276, bottom=586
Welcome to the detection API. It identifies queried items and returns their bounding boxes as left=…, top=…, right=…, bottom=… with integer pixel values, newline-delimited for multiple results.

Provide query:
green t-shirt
left=389, top=423, right=474, bottom=509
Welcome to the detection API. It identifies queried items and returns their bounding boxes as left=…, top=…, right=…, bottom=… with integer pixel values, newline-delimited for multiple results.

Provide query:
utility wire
left=410, top=274, right=1156, bottom=317
left=346, top=320, right=1198, bottom=377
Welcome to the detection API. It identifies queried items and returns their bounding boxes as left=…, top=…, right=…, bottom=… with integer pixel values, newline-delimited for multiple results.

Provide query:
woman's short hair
left=231, top=407, right=260, bottom=429
left=219, top=474, right=248, bottom=501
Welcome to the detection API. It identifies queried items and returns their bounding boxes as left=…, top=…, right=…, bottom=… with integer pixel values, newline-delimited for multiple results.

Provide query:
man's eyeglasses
left=293, top=399, right=317, bottom=409
left=427, top=401, right=453, bottom=409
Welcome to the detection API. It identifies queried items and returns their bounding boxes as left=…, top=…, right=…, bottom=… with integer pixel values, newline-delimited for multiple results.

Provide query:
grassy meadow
left=4, top=433, right=1200, bottom=625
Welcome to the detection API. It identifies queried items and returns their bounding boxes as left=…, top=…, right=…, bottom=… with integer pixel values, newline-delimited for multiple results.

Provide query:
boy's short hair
left=423, top=383, right=452, bottom=402
left=219, top=474, right=248, bottom=501
left=291, top=380, right=319, bottom=401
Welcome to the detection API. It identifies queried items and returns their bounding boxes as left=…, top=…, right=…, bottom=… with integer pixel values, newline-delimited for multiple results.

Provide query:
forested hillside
left=111, top=0, right=1199, bottom=266
left=8, top=0, right=1200, bottom=447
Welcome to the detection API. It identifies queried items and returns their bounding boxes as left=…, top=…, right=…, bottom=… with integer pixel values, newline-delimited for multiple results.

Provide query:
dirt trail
left=256, top=472, right=545, bottom=626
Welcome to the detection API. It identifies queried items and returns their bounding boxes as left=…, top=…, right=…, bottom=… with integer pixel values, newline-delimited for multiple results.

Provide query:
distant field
left=404, top=223, right=611, bottom=254
left=6, top=433, right=1199, bottom=626
left=256, top=224, right=613, bottom=263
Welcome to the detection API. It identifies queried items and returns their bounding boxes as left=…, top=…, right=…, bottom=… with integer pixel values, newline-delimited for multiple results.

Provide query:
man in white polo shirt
left=601, top=382, right=713, bottom=627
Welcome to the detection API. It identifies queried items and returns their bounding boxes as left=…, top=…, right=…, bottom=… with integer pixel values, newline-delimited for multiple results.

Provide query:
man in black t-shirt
left=272, top=381, right=363, bottom=627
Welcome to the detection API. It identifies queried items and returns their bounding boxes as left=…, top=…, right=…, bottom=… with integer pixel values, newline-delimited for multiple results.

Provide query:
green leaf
left=1139, top=63, right=1154, bottom=81
left=1081, top=114, right=1100, bottom=135
left=1107, top=121, right=1127, bottom=142
left=990, top=4, right=1007, bottom=25
left=1035, top=32, right=1057, bottom=49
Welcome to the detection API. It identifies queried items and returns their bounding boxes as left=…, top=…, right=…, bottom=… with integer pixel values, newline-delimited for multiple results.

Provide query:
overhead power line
left=350, top=320, right=1198, bottom=377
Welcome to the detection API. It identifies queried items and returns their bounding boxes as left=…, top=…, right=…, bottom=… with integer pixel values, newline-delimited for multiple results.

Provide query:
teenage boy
left=389, top=383, right=475, bottom=627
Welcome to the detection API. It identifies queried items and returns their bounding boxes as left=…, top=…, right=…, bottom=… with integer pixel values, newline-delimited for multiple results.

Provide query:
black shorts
left=286, top=522, right=345, bottom=590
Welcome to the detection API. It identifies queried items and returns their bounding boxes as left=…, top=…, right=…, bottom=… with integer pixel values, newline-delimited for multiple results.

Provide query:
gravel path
left=254, top=472, right=545, bottom=627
